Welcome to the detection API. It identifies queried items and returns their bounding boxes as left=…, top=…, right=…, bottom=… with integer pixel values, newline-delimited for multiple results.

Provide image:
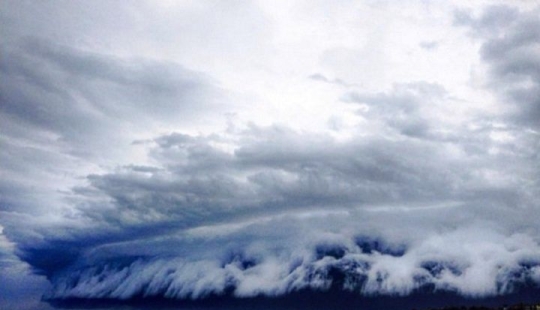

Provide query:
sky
left=1, top=1, right=539, bottom=309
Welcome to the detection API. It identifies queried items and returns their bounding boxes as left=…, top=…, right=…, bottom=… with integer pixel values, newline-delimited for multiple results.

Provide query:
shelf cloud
left=1, top=1, right=539, bottom=309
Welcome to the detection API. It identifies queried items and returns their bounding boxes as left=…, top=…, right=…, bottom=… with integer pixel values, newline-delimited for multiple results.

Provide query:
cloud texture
left=1, top=1, right=539, bottom=308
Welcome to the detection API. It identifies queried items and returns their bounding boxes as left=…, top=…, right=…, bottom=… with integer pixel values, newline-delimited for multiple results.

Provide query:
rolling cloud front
left=1, top=1, right=539, bottom=309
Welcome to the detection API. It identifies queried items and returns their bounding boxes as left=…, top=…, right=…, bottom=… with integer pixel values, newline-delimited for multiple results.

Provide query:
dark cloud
left=0, top=36, right=230, bottom=295
left=6, top=118, right=538, bottom=300
left=1, top=2, right=540, bottom=308
left=0, top=38, right=221, bottom=147
left=455, top=5, right=540, bottom=128
left=0, top=37, right=227, bottom=218
left=38, top=215, right=540, bottom=300
left=453, top=5, right=520, bottom=36
left=343, top=82, right=447, bottom=138
left=79, top=124, right=470, bottom=228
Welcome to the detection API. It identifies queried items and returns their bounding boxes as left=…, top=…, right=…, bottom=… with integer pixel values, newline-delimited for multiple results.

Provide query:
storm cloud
left=1, top=1, right=539, bottom=309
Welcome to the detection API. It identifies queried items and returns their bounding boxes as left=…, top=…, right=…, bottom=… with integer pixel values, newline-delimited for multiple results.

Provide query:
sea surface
left=40, top=287, right=540, bottom=310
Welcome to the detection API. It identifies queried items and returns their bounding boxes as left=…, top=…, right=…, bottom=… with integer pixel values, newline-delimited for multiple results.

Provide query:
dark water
left=46, top=287, right=540, bottom=310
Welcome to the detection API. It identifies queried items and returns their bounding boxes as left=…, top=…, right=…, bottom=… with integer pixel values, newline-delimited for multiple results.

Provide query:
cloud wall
left=0, top=2, right=539, bottom=307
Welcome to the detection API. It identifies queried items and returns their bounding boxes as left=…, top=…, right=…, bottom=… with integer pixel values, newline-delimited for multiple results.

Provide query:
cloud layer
left=1, top=2, right=539, bottom=308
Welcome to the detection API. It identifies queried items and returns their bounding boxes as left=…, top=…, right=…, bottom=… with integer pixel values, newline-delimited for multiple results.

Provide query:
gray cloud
left=4, top=62, right=539, bottom=296
left=7, top=117, right=539, bottom=300
left=453, top=5, right=520, bottom=37
left=0, top=36, right=230, bottom=291
left=343, top=82, right=449, bottom=139
left=1, top=2, right=540, bottom=307
left=455, top=5, right=540, bottom=129
left=419, top=41, right=439, bottom=50
left=309, top=73, right=359, bottom=88
left=0, top=38, right=221, bottom=148
left=0, top=37, right=227, bottom=215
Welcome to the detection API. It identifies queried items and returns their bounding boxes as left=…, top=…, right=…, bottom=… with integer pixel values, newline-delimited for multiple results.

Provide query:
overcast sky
left=1, top=1, right=539, bottom=309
